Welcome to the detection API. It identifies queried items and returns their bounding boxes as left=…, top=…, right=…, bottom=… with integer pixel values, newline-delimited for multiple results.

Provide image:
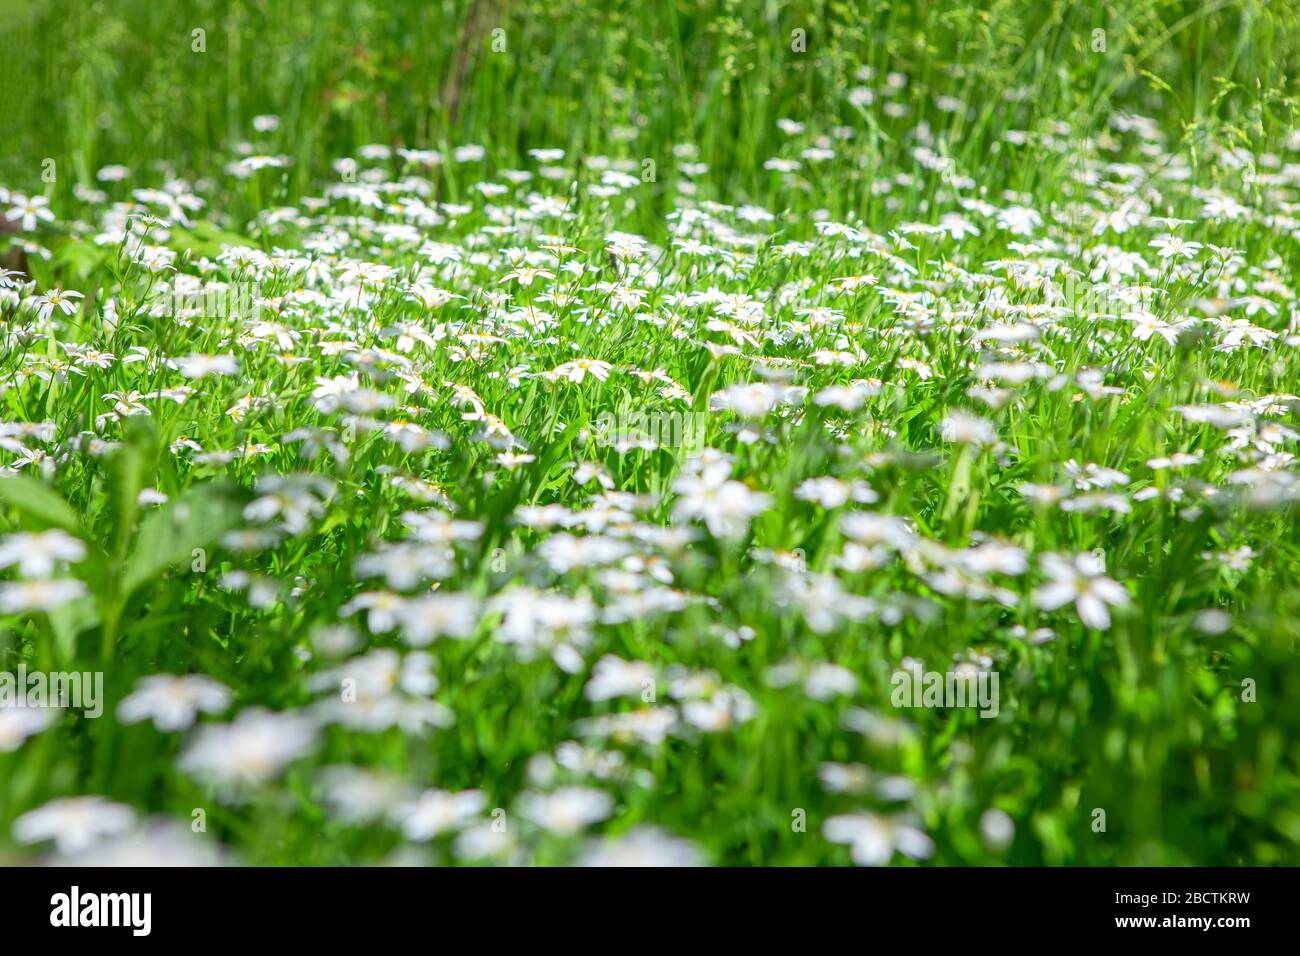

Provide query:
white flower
left=391, top=789, right=486, bottom=841
left=817, top=762, right=873, bottom=794
left=397, top=592, right=481, bottom=645
left=781, top=572, right=876, bottom=633
left=30, top=288, right=82, bottom=322
left=489, top=586, right=596, bottom=672
left=803, top=663, right=859, bottom=700
left=309, top=648, right=434, bottom=703
left=940, top=411, right=998, bottom=447
left=537, top=533, right=630, bottom=573
left=552, top=358, right=613, bottom=383
left=311, top=374, right=362, bottom=413
left=453, top=822, right=518, bottom=861
left=137, top=488, right=169, bottom=506
left=496, top=450, right=536, bottom=470
left=578, top=826, right=705, bottom=866
left=502, top=266, right=555, bottom=287
left=672, top=454, right=770, bottom=538
left=46, top=820, right=228, bottom=866
left=0, top=707, right=55, bottom=751
left=0, top=530, right=86, bottom=578
left=318, top=767, right=414, bottom=824
left=1148, top=234, right=1202, bottom=259
left=354, top=543, right=453, bottom=591
left=839, top=512, right=914, bottom=548
left=517, top=786, right=613, bottom=835
left=1064, top=460, right=1130, bottom=490
left=174, top=353, right=240, bottom=379
left=795, top=476, right=853, bottom=508
left=6, top=194, right=55, bottom=231
left=178, top=709, right=318, bottom=793
left=0, top=579, right=87, bottom=613
left=710, top=382, right=806, bottom=417
left=1034, top=551, right=1130, bottom=629
left=823, top=812, right=934, bottom=866
left=584, top=656, right=656, bottom=701
left=814, top=379, right=881, bottom=410
left=980, top=808, right=1015, bottom=852
left=117, top=674, right=233, bottom=731
left=13, top=796, right=137, bottom=855
left=961, top=541, right=1028, bottom=576
left=682, top=687, right=756, bottom=730
left=340, top=590, right=407, bottom=633
left=243, top=474, right=331, bottom=533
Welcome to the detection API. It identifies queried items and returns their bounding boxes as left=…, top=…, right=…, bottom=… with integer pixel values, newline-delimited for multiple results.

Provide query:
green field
left=1, top=0, right=1299, bottom=865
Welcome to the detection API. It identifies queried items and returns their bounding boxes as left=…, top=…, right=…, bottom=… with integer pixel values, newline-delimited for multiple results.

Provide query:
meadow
left=1, top=0, right=1299, bottom=865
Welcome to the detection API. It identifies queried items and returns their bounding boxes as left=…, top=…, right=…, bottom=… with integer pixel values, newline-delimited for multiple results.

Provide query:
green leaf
left=121, top=484, right=242, bottom=599
left=0, top=475, right=81, bottom=533
left=47, top=594, right=102, bottom=662
left=106, top=419, right=154, bottom=565
left=52, top=237, right=111, bottom=285
left=167, top=221, right=260, bottom=259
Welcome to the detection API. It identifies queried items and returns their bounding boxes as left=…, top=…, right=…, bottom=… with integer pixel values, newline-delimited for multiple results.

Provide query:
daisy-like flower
left=577, top=826, right=705, bottom=866
left=516, top=786, right=614, bottom=836
left=243, top=474, right=332, bottom=534
left=501, top=266, right=555, bottom=287
left=117, top=674, right=233, bottom=731
left=0, top=706, right=55, bottom=752
left=814, top=380, right=881, bottom=411
left=174, top=353, right=240, bottom=379
left=6, top=194, right=55, bottom=231
left=178, top=708, right=319, bottom=794
left=672, top=453, right=771, bottom=539
left=398, top=591, right=482, bottom=645
left=0, top=579, right=87, bottom=613
left=796, top=476, right=854, bottom=509
left=711, top=382, right=806, bottom=418
left=496, top=450, right=536, bottom=471
left=383, top=420, right=447, bottom=454
left=1034, top=551, right=1130, bottom=629
left=453, top=821, right=519, bottom=862
left=0, top=529, right=86, bottom=578
left=490, top=586, right=597, bottom=673
left=340, top=590, right=407, bottom=633
left=681, top=686, right=757, bottom=730
left=552, top=358, right=614, bottom=383
left=30, top=288, right=84, bottom=322
left=1148, top=234, right=1202, bottom=260
left=13, top=796, right=138, bottom=855
left=354, top=543, right=453, bottom=591
left=48, top=820, right=229, bottom=866
left=1125, top=311, right=1184, bottom=345
left=390, top=789, right=486, bottom=841
left=316, top=766, right=414, bottom=824
left=823, top=812, right=935, bottom=866
left=939, top=411, right=998, bottom=447
left=767, top=658, right=860, bottom=700
left=584, top=655, right=656, bottom=701
left=980, top=809, right=1016, bottom=852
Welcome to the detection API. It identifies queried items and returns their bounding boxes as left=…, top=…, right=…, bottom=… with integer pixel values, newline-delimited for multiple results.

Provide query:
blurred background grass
left=3, top=0, right=1299, bottom=228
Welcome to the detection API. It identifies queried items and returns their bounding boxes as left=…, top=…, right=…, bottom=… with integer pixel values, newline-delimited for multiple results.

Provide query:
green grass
left=0, top=0, right=1299, bottom=866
